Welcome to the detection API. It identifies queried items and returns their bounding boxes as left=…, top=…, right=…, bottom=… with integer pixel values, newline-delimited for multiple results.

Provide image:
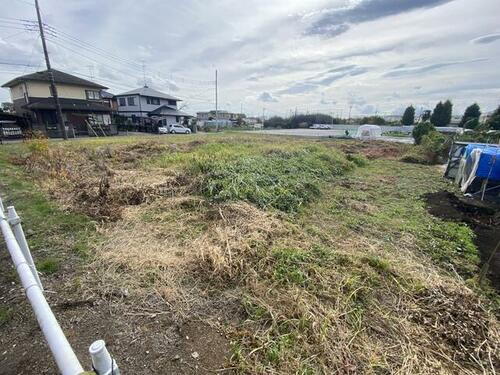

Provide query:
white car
left=158, top=126, right=170, bottom=134
left=169, top=124, right=191, bottom=134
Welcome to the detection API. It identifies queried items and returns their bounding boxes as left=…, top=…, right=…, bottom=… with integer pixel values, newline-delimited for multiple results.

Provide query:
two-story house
left=1, top=69, right=113, bottom=136
left=115, top=86, right=191, bottom=126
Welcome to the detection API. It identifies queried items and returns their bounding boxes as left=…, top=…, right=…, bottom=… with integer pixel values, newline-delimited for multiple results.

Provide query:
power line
left=13, top=0, right=35, bottom=6
left=40, top=21, right=214, bottom=86
left=1, top=29, right=31, bottom=40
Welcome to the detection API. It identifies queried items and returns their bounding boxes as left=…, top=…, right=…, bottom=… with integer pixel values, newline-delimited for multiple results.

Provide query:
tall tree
left=401, top=105, right=415, bottom=125
left=442, top=100, right=453, bottom=126
left=486, top=105, right=500, bottom=130
left=430, top=102, right=444, bottom=127
left=459, top=103, right=481, bottom=127
left=431, top=100, right=453, bottom=127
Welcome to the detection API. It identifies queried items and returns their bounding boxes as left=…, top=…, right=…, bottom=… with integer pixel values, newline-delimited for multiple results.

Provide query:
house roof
left=101, top=91, right=114, bottom=99
left=23, top=98, right=112, bottom=112
left=148, top=104, right=191, bottom=117
left=115, top=86, right=181, bottom=101
left=1, top=69, right=108, bottom=89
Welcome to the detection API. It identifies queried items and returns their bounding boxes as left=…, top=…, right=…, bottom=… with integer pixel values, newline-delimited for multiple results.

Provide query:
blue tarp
left=475, top=147, right=500, bottom=180
left=465, top=144, right=500, bottom=181
left=463, top=143, right=498, bottom=158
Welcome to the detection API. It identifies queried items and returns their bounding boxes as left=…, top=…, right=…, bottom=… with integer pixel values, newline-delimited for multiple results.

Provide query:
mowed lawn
left=0, top=133, right=498, bottom=374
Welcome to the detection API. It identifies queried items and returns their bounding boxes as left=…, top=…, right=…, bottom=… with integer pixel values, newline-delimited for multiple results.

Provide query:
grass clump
left=36, top=258, right=60, bottom=275
left=346, top=153, right=368, bottom=167
left=194, top=147, right=354, bottom=212
left=0, top=307, right=12, bottom=326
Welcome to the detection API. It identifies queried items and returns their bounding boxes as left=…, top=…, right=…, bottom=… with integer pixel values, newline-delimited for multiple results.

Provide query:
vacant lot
left=0, top=134, right=498, bottom=374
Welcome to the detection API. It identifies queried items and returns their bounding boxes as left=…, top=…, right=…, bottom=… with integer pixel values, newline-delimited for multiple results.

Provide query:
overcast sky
left=1, top=0, right=499, bottom=117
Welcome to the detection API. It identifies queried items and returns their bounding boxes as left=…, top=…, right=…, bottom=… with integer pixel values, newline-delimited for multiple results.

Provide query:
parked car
left=158, top=126, right=169, bottom=134
left=170, top=124, right=191, bottom=134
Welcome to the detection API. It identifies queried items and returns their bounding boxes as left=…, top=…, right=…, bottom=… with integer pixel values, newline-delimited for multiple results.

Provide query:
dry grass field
left=0, top=133, right=498, bottom=374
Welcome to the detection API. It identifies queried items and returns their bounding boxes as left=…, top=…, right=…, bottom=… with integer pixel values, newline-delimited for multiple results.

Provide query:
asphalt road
left=248, top=128, right=414, bottom=144
left=246, top=129, right=413, bottom=144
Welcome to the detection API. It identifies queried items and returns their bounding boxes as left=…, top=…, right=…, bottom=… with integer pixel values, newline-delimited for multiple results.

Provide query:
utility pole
left=348, top=105, right=353, bottom=124
left=34, top=0, right=67, bottom=140
left=215, top=69, right=218, bottom=132
left=262, top=107, right=265, bottom=128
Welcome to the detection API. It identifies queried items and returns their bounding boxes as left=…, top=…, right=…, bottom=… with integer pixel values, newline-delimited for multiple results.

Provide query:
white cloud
left=258, top=92, right=278, bottom=103
left=0, top=0, right=500, bottom=117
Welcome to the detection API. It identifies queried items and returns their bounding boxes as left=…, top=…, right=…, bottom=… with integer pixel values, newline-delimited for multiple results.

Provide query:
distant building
left=243, top=117, right=259, bottom=125
left=196, top=110, right=245, bottom=122
left=115, top=86, right=191, bottom=125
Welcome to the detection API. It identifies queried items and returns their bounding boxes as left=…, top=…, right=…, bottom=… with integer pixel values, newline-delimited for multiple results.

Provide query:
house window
left=127, top=97, right=136, bottom=106
left=167, top=100, right=177, bottom=106
left=119, top=97, right=126, bottom=106
left=85, top=90, right=101, bottom=100
left=146, top=97, right=160, bottom=105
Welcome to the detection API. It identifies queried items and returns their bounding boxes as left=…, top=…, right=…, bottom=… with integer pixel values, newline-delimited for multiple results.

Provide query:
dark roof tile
left=2, top=69, right=107, bottom=89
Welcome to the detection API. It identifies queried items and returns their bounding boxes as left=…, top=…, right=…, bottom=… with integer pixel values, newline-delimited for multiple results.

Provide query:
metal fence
left=0, top=195, right=120, bottom=375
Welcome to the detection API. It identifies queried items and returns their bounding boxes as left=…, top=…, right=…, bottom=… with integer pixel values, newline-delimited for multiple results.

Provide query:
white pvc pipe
left=0, top=210, right=84, bottom=375
left=89, top=340, right=120, bottom=375
left=7, top=206, right=43, bottom=290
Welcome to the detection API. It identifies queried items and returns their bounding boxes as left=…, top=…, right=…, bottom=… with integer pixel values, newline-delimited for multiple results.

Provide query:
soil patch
left=424, top=191, right=500, bottom=289
left=337, top=140, right=408, bottom=160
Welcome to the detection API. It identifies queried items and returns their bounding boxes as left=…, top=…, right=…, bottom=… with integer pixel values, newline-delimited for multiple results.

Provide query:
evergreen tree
left=486, top=105, right=500, bottom=130
left=442, top=100, right=453, bottom=126
left=459, top=103, right=481, bottom=127
left=401, top=105, right=415, bottom=125
left=430, top=102, right=444, bottom=127
left=431, top=100, right=453, bottom=127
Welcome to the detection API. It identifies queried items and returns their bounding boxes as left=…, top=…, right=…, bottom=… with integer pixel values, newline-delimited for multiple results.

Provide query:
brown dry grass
left=12, top=136, right=500, bottom=374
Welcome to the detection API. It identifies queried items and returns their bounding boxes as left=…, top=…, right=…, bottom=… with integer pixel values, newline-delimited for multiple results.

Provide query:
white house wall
left=115, top=94, right=140, bottom=113
left=116, top=95, right=178, bottom=117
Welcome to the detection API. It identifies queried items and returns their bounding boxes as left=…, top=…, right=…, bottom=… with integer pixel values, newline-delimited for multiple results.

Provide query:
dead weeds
left=7, top=136, right=500, bottom=374
left=408, top=286, right=499, bottom=366
left=337, top=140, right=410, bottom=160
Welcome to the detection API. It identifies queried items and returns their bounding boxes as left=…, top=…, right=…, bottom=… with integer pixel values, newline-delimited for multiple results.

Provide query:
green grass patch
left=0, top=306, right=12, bottom=326
left=36, top=257, right=60, bottom=275
left=151, top=141, right=356, bottom=212
left=195, top=147, right=354, bottom=212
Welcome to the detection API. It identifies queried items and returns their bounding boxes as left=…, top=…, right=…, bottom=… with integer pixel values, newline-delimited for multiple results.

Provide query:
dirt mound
left=424, top=191, right=500, bottom=289
left=337, top=140, right=408, bottom=160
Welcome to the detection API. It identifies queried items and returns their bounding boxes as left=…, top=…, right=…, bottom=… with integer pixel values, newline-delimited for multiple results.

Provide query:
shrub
left=403, top=131, right=449, bottom=165
left=26, top=137, right=50, bottom=154
left=412, top=122, right=435, bottom=145
left=421, top=131, right=448, bottom=164
left=346, top=153, right=368, bottom=167
left=457, top=123, right=500, bottom=144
